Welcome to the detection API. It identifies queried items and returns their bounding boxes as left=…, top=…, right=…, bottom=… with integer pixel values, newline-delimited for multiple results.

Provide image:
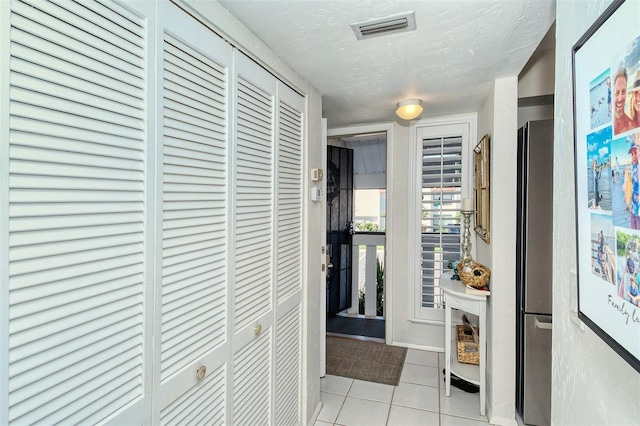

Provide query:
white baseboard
left=488, top=415, right=517, bottom=426
left=307, top=401, right=323, bottom=426
left=390, top=340, right=444, bottom=353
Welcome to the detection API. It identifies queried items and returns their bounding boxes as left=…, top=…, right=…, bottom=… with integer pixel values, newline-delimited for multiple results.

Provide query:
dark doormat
left=326, top=336, right=407, bottom=386
left=326, top=316, right=385, bottom=339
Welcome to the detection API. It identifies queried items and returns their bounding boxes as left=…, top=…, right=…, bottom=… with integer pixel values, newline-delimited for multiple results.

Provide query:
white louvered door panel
left=6, top=0, right=152, bottom=424
left=156, top=2, right=232, bottom=424
left=232, top=51, right=277, bottom=425
left=232, top=329, right=272, bottom=426
left=276, top=84, right=304, bottom=302
left=159, top=364, right=226, bottom=425
left=233, top=53, right=276, bottom=332
left=275, top=305, right=302, bottom=426
left=274, top=82, right=304, bottom=425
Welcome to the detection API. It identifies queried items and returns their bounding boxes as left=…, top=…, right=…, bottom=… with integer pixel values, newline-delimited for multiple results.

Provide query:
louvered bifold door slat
left=160, top=29, right=229, bottom=382
left=276, top=94, right=303, bottom=302
left=275, top=305, right=302, bottom=426
left=274, top=82, right=304, bottom=426
left=231, top=51, right=277, bottom=426
left=7, top=0, right=149, bottom=424
left=233, top=58, right=275, bottom=332
left=160, top=364, right=226, bottom=426
left=232, top=329, right=272, bottom=426
left=154, top=8, right=232, bottom=425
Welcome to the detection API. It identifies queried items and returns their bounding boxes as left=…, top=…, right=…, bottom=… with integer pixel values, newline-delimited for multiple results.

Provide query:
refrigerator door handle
left=535, top=318, right=553, bottom=330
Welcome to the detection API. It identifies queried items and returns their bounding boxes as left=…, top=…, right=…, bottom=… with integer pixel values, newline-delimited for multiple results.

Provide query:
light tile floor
left=317, top=348, right=491, bottom=426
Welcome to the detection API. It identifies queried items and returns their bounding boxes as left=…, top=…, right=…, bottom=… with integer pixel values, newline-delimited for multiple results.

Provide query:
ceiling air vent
left=351, top=11, right=416, bottom=40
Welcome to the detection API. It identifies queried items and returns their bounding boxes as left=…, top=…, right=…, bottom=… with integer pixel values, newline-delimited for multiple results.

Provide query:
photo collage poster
left=574, top=0, right=640, bottom=368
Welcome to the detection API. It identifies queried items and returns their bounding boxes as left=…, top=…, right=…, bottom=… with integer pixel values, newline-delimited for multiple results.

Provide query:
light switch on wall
left=311, top=186, right=322, bottom=201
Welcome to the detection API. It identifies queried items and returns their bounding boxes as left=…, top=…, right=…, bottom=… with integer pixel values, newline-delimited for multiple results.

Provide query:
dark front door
left=326, top=145, right=353, bottom=316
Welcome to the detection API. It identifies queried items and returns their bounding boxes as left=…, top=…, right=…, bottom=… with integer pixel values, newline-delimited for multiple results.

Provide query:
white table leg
left=479, top=303, right=486, bottom=416
left=445, top=303, right=451, bottom=397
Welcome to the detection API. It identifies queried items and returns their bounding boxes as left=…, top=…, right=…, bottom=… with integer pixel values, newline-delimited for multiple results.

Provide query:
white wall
left=518, top=47, right=555, bottom=98
left=178, top=1, right=324, bottom=423
left=304, top=85, right=324, bottom=424
left=518, top=24, right=555, bottom=128
left=553, top=2, right=640, bottom=425
left=477, top=77, right=519, bottom=426
left=517, top=104, right=554, bottom=129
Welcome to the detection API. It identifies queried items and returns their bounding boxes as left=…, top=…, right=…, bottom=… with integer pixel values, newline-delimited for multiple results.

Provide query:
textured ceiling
left=218, top=0, right=555, bottom=128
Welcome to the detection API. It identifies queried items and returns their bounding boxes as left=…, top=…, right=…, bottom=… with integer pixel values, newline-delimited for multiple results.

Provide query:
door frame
left=324, top=123, right=395, bottom=349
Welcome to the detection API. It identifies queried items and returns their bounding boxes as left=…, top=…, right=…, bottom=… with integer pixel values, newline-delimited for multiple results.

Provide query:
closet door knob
left=196, top=366, right=206, bottom=380
left=254, top=324, right=262, bottom=336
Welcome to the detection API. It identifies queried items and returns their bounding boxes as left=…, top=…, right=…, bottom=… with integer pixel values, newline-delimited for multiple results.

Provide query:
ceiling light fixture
left=396, top=99, right=423, bottom=120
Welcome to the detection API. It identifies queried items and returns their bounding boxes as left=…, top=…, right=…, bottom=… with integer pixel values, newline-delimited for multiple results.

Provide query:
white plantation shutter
left=420, top=135, right=463, bottom=311
left=7, top=0, right=149, bottom=424
left=160, top=30, right=229, bottom=382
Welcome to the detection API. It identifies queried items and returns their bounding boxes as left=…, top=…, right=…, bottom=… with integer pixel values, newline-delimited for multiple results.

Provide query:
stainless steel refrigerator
left=516, top=119, right=553, bottom=426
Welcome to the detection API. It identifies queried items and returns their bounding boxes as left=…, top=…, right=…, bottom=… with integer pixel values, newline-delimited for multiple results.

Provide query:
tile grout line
left=384, top=386, right=395, bottom=426
left=332, top=379, right=354, bottom=425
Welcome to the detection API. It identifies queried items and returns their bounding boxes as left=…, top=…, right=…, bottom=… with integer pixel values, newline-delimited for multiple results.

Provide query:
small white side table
left=440, top=272, right=488, bottom=416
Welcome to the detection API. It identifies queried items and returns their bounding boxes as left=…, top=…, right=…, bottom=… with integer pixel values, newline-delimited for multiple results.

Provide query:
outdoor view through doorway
left=326, top=132, right=387, bottom=340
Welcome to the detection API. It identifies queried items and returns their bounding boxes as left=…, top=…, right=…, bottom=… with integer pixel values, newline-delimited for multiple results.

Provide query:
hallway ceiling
left=217, top=0, right=555, bottom=128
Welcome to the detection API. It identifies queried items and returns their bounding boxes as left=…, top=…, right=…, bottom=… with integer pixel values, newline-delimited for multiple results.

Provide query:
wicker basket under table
left=455, top=325, right=479, bottom=365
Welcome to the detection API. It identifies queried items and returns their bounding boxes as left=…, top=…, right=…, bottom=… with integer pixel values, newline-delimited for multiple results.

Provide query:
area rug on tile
left=325, top=336, right=407, bottom=386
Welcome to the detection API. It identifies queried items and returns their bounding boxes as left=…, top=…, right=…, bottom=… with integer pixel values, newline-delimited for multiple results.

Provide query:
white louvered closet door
left=4, top=0, right=154, bottom=424
left=156, top=2, right=232, bottom=425
left=274, top=82, right=304, bottom=426
left=2, top=1, right=306, bottom=424
left=232, top=52, right=277, bottom=426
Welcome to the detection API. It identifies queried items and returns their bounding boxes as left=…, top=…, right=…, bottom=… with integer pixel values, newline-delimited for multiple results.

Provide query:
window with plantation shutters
left=420, top=135, right=463, bottom=312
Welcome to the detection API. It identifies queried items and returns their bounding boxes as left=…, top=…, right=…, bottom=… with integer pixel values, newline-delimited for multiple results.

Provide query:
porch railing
left=347, top=232, right=385, bottom=318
